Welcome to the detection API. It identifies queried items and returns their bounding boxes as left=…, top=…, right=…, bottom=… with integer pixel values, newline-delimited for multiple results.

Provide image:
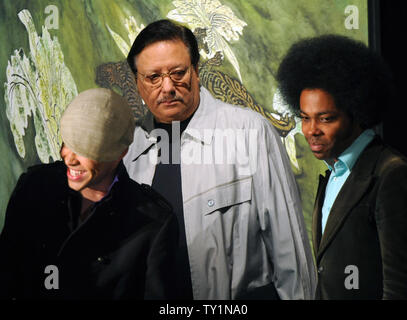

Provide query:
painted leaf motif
left=106, top=24, right=131, bottom=57
left=167, top=0, right=247, bottom=81
left=4, top=50, right=36, bottom=158
left=273, top=89, right=301, bottom=171
left=107, top=16, right=144, bottom=57
left=4, top=9, right=77, bottom=163
left=125, top=16, right=145, bottom=45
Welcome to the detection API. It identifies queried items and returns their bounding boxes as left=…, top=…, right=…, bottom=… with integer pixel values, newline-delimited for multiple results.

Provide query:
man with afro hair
left=277, top=34, right=407, bottom=299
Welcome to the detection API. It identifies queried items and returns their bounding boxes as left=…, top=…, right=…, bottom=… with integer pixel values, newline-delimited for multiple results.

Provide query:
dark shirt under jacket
left=0, top=161, right=178, bottom=300
left=152, top=118, right=194, bottom=300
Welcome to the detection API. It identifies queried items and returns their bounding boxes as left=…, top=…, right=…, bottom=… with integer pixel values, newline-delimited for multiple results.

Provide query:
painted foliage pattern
left=5, top=10, right=77, bottom=164
left=0, top=0, right=368, bottom=237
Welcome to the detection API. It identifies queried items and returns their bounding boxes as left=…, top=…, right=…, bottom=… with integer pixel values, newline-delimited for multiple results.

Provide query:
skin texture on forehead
left=135, top=39, right=200, bottom=123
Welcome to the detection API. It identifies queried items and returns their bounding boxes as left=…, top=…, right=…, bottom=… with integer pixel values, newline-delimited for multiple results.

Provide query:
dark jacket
left=0, top=161, right=178, bottom=300
left=312, top=137, right=407, bottom=299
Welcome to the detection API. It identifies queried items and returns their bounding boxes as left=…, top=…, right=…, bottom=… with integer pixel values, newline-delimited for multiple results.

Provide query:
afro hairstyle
left=276, top=34, right=395, bottom=129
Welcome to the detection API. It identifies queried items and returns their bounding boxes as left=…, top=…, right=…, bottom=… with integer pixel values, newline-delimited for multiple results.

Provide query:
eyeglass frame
left=136, top=65, right=193, bottom=89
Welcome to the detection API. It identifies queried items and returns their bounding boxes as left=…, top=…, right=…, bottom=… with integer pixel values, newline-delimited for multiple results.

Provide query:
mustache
left=307, top=138, right=324, bottom=145
left=157, top=96, right=184, bottom=104
left=157, top=75, right=193, bottom=104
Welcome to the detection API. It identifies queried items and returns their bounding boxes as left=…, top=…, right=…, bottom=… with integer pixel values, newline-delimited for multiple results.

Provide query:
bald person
left=0, top=88, right=177, bottom=300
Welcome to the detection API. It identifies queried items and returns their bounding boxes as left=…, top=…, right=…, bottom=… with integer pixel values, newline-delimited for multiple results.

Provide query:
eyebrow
left=143, top=64, right=186, bottom=73
left=300, top=111, right=337, bottom=116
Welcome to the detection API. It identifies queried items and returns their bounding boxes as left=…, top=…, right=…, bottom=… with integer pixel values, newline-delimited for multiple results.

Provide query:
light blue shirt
left=321, top=129, right=376, bottom=233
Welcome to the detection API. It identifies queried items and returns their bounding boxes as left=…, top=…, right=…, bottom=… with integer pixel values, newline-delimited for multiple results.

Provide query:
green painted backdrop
left=0, top=0, right=368, bottom=242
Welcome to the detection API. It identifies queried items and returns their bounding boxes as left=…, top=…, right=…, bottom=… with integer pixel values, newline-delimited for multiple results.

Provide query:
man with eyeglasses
left=124, top=19, right=316, bottom=300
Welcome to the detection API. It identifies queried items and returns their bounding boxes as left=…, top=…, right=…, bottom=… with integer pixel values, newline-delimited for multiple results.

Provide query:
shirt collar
left=93, top=175, right=119, bottom=204
left=106, top=175, right=119, bottom=195
left=324, top=129, right=376, bottom=172
left=182, top=86, right=217, bottom=145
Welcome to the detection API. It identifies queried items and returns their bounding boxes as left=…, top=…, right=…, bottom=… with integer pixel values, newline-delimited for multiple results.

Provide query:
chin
left=68, top=180, right=88, bottom=192
left=159, top=112, right=187, bottom=123
left=312, top=152, right=327, bottom=160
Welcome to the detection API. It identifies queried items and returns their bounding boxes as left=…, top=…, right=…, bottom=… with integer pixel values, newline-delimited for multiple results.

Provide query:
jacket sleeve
left=144, top=211, right=178, bottom=300
left=252, top=118, right=316, bottom=300
left=0, top=172, right=29, bottom=299
left=376, top=157, right=407, bottom=299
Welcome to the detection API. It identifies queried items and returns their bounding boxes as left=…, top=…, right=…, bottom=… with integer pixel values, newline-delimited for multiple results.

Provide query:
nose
left=304, top=119, right=322, bottom=136
left=160, top=74, right=176, bottom=95
left=61, top=146, right=79, bottom=166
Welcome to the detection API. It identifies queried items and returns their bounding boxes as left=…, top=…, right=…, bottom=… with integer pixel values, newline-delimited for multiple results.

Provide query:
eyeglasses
left=137, top=66, right=192, bottom=89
